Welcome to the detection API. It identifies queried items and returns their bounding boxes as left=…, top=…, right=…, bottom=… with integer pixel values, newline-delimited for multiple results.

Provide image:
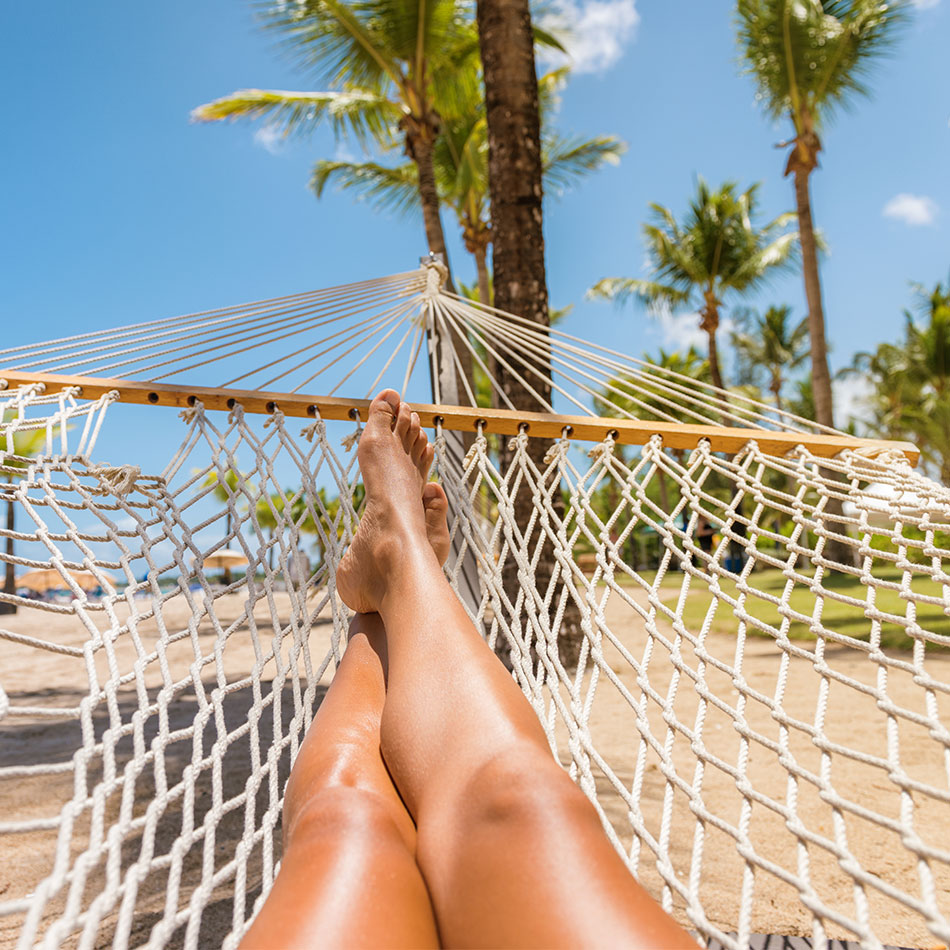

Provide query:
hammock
left=0, top=261, right=948, bottom=950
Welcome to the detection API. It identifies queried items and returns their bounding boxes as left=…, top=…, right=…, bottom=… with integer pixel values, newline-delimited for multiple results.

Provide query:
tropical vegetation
left=845, top=275, right=950, bottom=483
left=736, top=0, right=909, bottom=428
left=589, top=179, right=797, bottom=392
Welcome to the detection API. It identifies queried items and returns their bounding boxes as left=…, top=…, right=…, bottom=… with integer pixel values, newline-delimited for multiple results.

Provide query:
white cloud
left=540, top=0, right=639, bottom=75
left=253, top=125, right=286, bottom=155
left=833, top=374, right=873, bottom=427
left=882, top=193, right=938, bottom=227
left=654, top=308, right=734, bottom=354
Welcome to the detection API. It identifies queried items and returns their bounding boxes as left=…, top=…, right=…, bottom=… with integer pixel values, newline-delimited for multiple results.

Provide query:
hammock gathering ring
left=0, top=259, right=948, bottom=949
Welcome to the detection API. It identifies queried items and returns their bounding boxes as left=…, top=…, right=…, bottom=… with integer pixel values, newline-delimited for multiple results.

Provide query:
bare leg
left=337, top=391, right=695, bottom=949
left=239, top=615, right=438, bottom=949
left=241, top=483, right=450, bottom=950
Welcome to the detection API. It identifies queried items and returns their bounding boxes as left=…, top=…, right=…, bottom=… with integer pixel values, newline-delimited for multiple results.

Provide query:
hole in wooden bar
left=307, top=405, right=317, bottom=417
left=561, top=425, right=574, bottom=438
left=226, top=398, right=236, bottom=410
left=607, top=429, right=620, bottom=440
left=147, top=392, right=159, bottom=404
left=432, top=415, right=444, bottom=428
left=348, top=407, right=361, bottom=421
left=475, top=418, right=488, bottom=432
left=266, top=401, right=277, bottom=413
left=518, top=422, right=530, bottom=434
left=187, top=395, right=197, bottom=407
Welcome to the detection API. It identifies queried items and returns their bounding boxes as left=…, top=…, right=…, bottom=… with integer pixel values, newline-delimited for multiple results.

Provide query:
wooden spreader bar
left=0, top=370, right=920, bottom=464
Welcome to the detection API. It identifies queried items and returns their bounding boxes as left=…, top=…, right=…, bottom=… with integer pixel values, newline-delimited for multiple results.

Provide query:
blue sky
left=2, top=0, right=948, bottom=478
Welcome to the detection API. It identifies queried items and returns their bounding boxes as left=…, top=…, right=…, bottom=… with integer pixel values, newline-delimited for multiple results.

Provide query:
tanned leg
left=240, top=458, right=449, bottom=949
left=337, top=390, right=695, bottom=949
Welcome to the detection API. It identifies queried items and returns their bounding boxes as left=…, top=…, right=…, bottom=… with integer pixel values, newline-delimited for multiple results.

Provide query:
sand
left=1, top=586, right=948, bottom=948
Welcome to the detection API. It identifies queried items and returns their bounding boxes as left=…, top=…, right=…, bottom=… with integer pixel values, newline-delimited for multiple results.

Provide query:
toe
left=411, top=429, right=428, bottom=468
left=394, top=402, right=413, bottom=446
left=365, top=390, right=400, bottom=435
left=406, top=411, right=422, bottom=453
left=422, top=481, right=448, bottom=513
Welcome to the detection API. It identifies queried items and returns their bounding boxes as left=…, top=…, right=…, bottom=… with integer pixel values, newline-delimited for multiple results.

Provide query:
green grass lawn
left=624, top=565, right=950, bottom=650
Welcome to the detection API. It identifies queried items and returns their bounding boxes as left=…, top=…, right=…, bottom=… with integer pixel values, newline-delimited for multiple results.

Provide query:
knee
left=285, top=785, right=402, bottom=846
left=453, top=746, right=593, bottom=833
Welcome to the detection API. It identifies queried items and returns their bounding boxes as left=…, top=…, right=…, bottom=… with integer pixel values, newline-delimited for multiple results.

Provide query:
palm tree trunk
left=412, top=132, right=456, bottom=295
left=477, top=0, right=583, bottom=670
left=791, top=165, right=854, bottom=567
left=705, top=324, right=725, bottom=393
left=793, top=167, right=834, bottom=429
left=411, top=130, right=476, bottom=410
left=1, top=496, right=16, bottom=615
left=473, top=243, right=492, bottom=308
left=771, top=375, right=784, bottom=413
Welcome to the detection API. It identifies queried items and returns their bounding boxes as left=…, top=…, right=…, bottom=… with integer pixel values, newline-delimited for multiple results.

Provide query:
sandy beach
left=1, top=583, right=948, bottom=948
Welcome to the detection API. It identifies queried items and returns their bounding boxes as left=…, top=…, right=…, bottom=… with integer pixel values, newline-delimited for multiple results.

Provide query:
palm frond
left=587, top=278, right=689, bottom=309
left=191, top=87, right=402, bottom=150
left=542, top=134, right=626, bottom=197
left=736, top=0, right=909, bottom=124
left=260, top=0, right=401, bottom=93
left=310, top=159, right=420, bottom=215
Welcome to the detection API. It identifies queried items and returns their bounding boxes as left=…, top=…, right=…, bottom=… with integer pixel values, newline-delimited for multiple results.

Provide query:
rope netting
left=1, top=383, right=949, bottom=950
left=1, top=266, right=949, bottom=949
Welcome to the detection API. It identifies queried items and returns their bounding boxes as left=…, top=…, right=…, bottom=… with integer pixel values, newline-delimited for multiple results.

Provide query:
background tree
left=476, top=0, right=587, bottom=668
left=596, top=349, right=714, bottom=563
left=736, top=0, right=908, bottom=427
left=192, top=0, right=487, bottom=404
left=0, top=419, right=47, bottom=615
left=847, top=276, right=950, bottom=482
left=192, top=0, right=480, bottom=289
left=589, top=179, right=797, bottom=392
left=313, top=68, right=624, bottom=306
left=730, top=304, right=809, bottom=411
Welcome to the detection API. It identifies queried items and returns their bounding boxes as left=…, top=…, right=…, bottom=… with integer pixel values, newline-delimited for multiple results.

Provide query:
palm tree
left=736, top=0, right=908, bottom=427
left=313, top=68, right=624, bottom=306
left=730, top=305, right=809, bottom=411
left=192, top=0, right=494, bottom=405
left=1, top=417, right=48, bottom=614
left=474, top=0, right=588, bottom=669
left=848, top=276, right=950, bottom=482
left=590, top=179, right=797, bottom=392
left=192, top=0, right=480, bottom=289
left=597, top=348, right=714, bottom=555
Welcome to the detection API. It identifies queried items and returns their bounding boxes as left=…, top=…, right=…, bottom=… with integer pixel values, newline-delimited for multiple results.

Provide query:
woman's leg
left=337, top=390, right=695, bottom=949
left=239, top=612, right=439, bottom=950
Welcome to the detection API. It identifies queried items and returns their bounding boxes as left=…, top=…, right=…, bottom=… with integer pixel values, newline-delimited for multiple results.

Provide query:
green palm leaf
left=542, top=135, right=626, bottom=197
left=191, top=88, right=402, bottom=150
left=311, top=159, right=421, bottom=215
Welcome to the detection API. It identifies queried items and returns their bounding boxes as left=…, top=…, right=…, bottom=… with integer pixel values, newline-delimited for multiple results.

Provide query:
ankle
left=378, top=545, right=447, bottom=615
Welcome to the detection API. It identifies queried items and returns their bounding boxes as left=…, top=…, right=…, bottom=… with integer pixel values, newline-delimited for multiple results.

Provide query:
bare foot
left=336, top=391, right=441, bottom=613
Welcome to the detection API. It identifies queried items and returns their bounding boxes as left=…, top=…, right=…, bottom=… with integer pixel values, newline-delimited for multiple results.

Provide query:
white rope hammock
left=1, top=263, right=948, bottom=950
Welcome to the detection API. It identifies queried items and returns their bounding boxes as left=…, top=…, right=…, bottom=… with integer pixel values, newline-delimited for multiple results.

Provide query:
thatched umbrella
left=17, top=569, right=103, bottom=593
left=199, top=550, right=249, bottom=570
left=195, top=549, right=249, bottom=586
